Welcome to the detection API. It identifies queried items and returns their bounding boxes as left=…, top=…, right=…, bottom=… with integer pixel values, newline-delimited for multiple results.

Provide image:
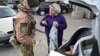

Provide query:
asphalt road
left=0, top=14, right=92, bottom=56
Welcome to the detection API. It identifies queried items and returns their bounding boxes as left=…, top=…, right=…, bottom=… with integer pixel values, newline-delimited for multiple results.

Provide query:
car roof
left=39, top=2, right=53, bottom=7
left=40, top=2, right=54, bottom=4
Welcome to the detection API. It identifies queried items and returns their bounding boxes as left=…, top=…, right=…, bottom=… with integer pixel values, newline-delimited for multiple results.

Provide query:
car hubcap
left=63, top=9, right=66, bottom=14
left=40, top=11, right=45, bottom=15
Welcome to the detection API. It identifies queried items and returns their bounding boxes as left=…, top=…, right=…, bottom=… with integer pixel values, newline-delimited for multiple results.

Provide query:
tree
left=0, top=0, right=7, bottom=5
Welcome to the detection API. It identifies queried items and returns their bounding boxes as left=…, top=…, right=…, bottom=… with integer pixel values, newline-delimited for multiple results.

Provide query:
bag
left=49, top=25, right=58, bottom=50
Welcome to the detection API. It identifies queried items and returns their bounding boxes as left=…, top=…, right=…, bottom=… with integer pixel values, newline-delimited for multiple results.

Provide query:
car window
left=59, top=1, right=64, bottom=4
left=80, top=29, right=92, bottom=37
left=39, top=2, right=53, bottom=7
left=0, top=7, right=16, bottom=18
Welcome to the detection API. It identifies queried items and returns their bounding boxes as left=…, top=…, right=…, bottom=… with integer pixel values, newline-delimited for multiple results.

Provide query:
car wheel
left=40, top=11, right=45, bottom=16
left=62, top=9, right=67, bottom=14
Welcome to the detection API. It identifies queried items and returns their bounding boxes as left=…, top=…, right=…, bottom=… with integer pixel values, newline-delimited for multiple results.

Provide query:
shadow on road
left=0, top=44, right=14, bottom=51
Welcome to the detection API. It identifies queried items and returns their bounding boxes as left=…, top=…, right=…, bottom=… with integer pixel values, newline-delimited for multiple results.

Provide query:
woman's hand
left=41, top=20, right=48, bottom=25
left=53, top=21, right=59, bottom=27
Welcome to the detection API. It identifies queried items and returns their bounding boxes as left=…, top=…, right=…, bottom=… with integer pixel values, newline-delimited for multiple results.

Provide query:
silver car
left=49, top=0, right=100, bottom=56
left=0, top=6, right=16, bottom=46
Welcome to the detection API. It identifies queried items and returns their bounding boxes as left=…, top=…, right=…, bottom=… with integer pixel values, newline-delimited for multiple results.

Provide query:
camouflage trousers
left=19, top=44, right=34, bottom=56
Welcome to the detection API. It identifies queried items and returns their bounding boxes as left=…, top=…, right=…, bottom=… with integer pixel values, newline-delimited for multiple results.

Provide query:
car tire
left=62, top=9, right=67, bottom=14
left=40, top=11, right=45, bottom=16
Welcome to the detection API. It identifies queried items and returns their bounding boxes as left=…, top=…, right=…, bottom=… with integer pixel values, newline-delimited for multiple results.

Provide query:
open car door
left=49, top=0, right=100, bottom=56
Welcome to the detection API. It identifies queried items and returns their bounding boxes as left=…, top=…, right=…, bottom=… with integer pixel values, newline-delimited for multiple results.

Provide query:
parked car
left=36, top=1, right=70, bottom=15
left=7, top=2, right=14, bottom=9
left=7, top=1, right=19, bottom=9
left=0, top=6, right=16, bottom=46
left=49, top=0, right=100, bottom=56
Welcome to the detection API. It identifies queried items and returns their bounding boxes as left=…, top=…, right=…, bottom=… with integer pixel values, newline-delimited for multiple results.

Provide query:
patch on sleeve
left=20, top=23, right=28, bottom=34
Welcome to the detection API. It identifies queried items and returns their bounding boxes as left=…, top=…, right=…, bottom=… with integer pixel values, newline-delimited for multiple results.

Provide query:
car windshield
left=0, top=7, right=16, bottom=18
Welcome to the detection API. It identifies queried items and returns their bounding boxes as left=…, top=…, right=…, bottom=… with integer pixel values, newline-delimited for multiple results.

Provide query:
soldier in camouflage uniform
left=10, top=0, right=39, bottom=56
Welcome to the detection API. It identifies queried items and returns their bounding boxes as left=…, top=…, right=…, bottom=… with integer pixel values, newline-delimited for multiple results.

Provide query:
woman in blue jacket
left=40, top=3, right=67, bottom=51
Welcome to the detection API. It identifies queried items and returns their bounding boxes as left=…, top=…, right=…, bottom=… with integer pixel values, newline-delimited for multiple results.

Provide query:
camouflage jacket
left=14, top=10, right=36, bottom=46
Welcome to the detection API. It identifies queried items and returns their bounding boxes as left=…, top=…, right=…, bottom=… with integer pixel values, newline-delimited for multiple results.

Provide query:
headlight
left=33, top=7, right=39, bottom=11
left=0, top=31, right=6, bottom=38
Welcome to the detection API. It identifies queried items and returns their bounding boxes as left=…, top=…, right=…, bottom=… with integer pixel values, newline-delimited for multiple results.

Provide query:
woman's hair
left=49, top=3, right=61, bottom=13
